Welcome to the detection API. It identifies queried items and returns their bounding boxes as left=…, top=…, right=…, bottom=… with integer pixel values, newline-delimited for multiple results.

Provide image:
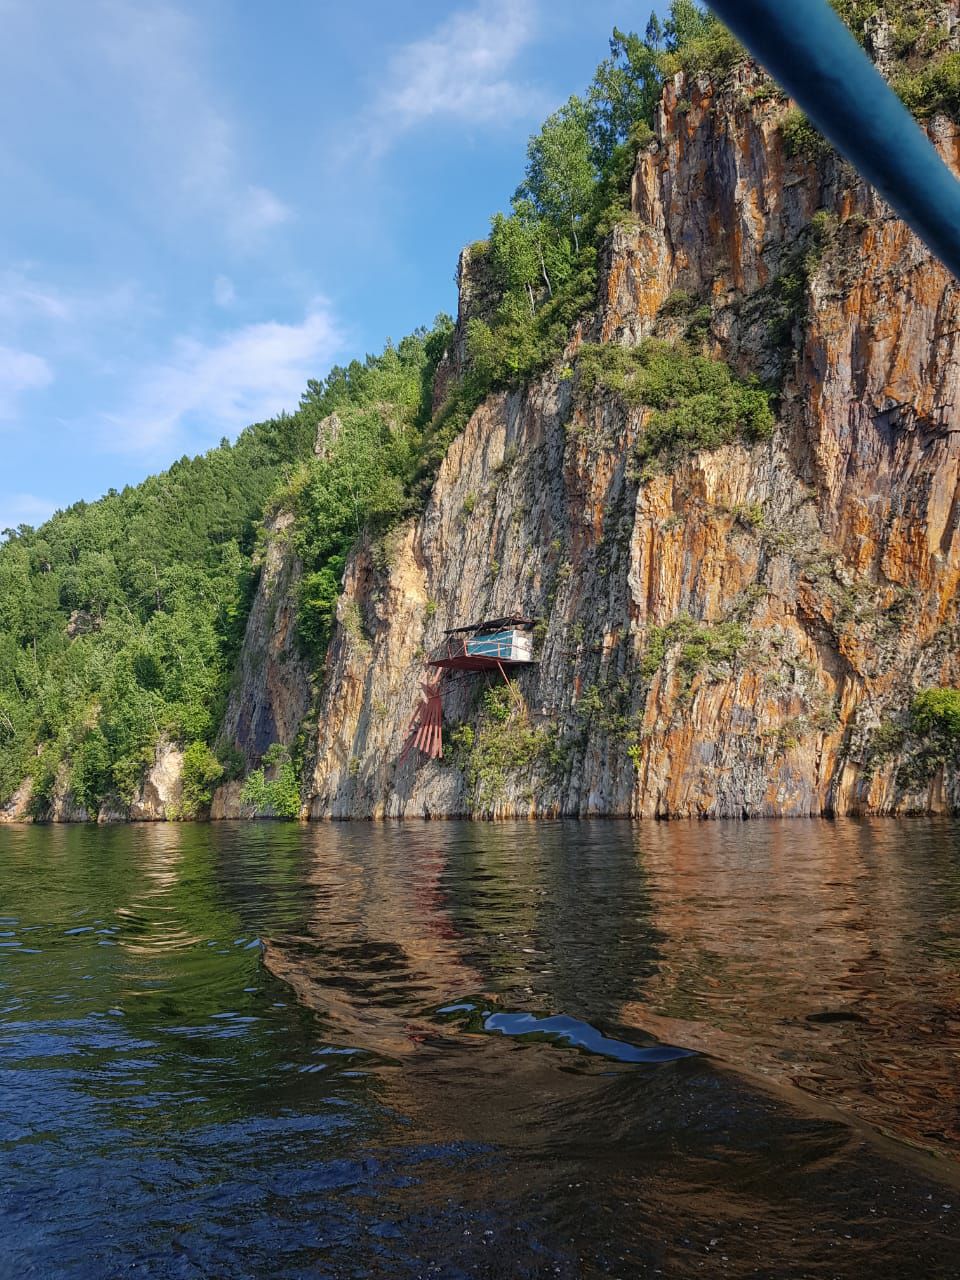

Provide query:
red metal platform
left=400, top=617, right=537, bottom=763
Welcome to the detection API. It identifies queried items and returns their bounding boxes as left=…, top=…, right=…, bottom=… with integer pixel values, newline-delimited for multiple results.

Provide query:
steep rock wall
left=23, top=737, right=187, bottom=824
left=216, top=510, right=312, bottom=770
left=0, top=778, right=33, bottom=823
left=299, top=66, right=960, bottom=818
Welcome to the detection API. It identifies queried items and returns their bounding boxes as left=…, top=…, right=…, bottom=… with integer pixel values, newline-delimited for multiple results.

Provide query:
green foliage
left=464, top=4, right=745, bottom=404
left=660, top=288, right=698, bottom=316
left=656, top=1, right=742, bottom=78
left=830, top=1, right=942, bottom=54
left=449, top=682, right=563, bottom=810
left=240, top=743, right=301, bottom=819
left=70, top=728, right=112, bottom=813
left=277, top=321, right=452, bottom=663
left=911, top=688, right=960, bottom=739
left=780, top=108, right=832, bottom=161
left=489, top=208, right=545, bottom=312
left=517, top=96, right=595, bottom=251
left=641, top=615, right=746, bottom=689
left=297, top=561, right=345, bottom=657
left=732, top=501, right=765, bottom=529
left=576, top=675, right=634, bottom=737
left=830, top=2, right=958, bottom=119
left=896, top=53, right=960, bottom=121
left=177, top=740, right=224, bottom=820
left=760, top=212, right=836, bottom=352
left=866, top=718, right=906, bottom=770
left=587, top=27, right=663, bottom=166
left=0, top=417, right=303, bottom=808
left=885, top=687, right=960, bottom=791
left=576, top=339, right=774, bottom=467
left=828, top=0, right=883, bottom=38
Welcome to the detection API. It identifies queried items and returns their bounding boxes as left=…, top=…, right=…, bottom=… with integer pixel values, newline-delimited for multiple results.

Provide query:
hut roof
left=442, top=615, right=535, bottom=636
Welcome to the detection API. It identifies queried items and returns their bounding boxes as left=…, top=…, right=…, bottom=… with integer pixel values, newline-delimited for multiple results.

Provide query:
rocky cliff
left=218, top=511, right=313, bottom=771
left=0, top=737, right=185, bottom=824
left=15, top=52, right=960, bottom=824
left=282, top=63, right=960, bottom=819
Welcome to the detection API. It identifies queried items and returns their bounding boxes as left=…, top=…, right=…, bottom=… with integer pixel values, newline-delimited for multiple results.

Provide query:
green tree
left=177, top=741, right=224, bottom=819
left=297, top=563, right=344, bottom=657
left=587, top=27, right=662, bottom=166
left=240, top=743, right=300, bottom=819
left=70, top=728, right=112, bottom=813
left=518, top=96, right=595, bottom=252
left=912, top=688, right=960, bottom=740
left=664, top=0, right=717, bottom=49
left=489, top=210, right=541, bottom=314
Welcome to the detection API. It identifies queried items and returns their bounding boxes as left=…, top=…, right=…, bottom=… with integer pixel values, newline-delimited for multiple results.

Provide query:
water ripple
left=1, top=818, right=959, bottom=1277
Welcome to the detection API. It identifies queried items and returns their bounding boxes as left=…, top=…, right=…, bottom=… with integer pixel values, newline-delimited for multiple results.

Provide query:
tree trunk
left=537, top=241, right=553, bottom=297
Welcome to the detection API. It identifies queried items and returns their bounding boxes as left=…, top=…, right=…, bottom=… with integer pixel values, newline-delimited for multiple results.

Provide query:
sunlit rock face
left=0, top=777, right=33, bottom=823
left=241, top=65, right=960, bottom=819
left=217, top=509, right=313, bottom=772
left=26, top=737, right=186, bottom=824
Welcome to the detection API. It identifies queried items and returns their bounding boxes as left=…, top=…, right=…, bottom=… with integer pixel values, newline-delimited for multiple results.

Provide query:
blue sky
left=0, top=0, right=659, bottom=533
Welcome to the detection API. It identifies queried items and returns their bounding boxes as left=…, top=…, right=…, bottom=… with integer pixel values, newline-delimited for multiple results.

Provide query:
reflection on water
left=619, top=821, right=960, bottom=1154
left=1, top=819, right=959, bottom=1278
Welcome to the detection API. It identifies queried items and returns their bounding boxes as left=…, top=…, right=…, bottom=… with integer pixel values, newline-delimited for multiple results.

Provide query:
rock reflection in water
left=617, top=819, right=960, bottom=1155
left=3, top=819, right=960, bottom=1278
left=263, top=832, right=485, bottom=1056
left=261, top=820, right=960, bottom=1277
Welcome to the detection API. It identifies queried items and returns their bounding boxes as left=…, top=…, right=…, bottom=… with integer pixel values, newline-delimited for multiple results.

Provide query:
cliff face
left=294, top=65, right=960, bottom=819
left=218, top=511, right=312, bottom=773
left=0, top=737, right=187, bottom=824
left=22, top=60, right=957, bottom=824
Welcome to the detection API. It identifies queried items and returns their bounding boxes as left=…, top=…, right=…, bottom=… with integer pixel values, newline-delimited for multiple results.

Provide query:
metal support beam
left=707, top=0, right=960, bottom=281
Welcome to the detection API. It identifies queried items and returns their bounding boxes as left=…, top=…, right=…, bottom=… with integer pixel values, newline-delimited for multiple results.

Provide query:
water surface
left=1, top=819, right=959, bottom=1277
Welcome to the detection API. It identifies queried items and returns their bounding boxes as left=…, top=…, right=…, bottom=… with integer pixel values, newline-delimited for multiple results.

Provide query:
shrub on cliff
left=240, top=744, right=300, bottom=819
left=448, top=683, right=564, bottom=811
left=896, top=53, right=960, bottom=121
left=641, top=615, right=746, bottom=688
left=780, top=108, right=833, bottom=161
left=69, top=728, right=113, bottom=814
left=830, top=1, right=945, bottom=55
left=176, top=741, right=224, bottom=820
left=575, top=340, right=774, bottom=466
left=911, top=688, right=960, bottom=740
left=884, top=687, right=960, bottom=792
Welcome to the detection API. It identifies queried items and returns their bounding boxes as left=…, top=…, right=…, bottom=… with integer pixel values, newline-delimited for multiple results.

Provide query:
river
left=1, top=819, right=959, bottom=1277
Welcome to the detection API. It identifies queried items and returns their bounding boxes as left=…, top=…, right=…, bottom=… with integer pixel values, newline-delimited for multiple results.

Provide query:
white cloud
left=0, top=268, right=144, bottom=334
left=1, top=0, right=291, bottom=251
left=0, top=345, right=53, bottom=419
left=231, top=187, right=292, bottom=243
left=100, top=303, right=345, bottom=454
left=213, top=275, right=236, bottom=307
left=0, top=492, right=58, bottom=534
left=360, top=0, right=543, bottom=152
left=0, top=276, right=71, bottom=324
left=93, top=0, right=292, bottom=247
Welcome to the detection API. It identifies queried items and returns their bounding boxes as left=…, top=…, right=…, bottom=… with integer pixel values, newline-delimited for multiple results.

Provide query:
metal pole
left=707, top=0, right=960, bottom=280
